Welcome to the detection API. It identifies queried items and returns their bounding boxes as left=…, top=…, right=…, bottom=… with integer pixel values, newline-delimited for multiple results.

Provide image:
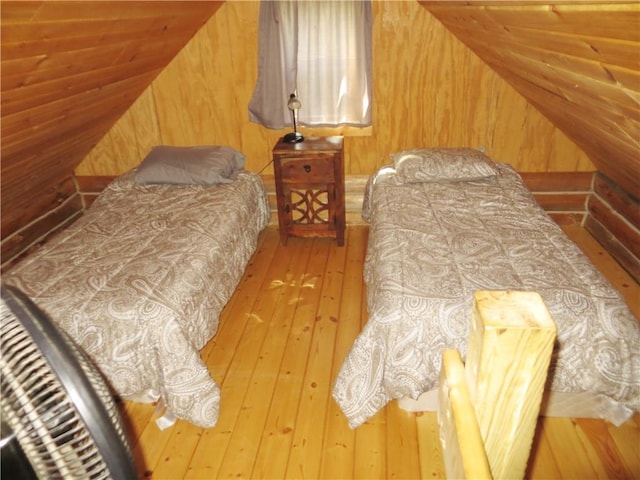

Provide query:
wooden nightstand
left=272, top=136, right=345, bottom=246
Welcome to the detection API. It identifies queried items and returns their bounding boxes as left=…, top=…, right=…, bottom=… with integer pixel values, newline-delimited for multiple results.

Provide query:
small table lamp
left=284, top=93, right=304, bottom=143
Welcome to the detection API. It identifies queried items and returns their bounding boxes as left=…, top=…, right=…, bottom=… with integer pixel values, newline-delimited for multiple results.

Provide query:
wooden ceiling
left=420, top=1, right=640, bottom=195
left=1, top=1, right=222, bottom=242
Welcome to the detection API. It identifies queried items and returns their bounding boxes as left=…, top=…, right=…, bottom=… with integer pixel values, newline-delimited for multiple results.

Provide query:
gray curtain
left=248, top=1, right=372, bottom=129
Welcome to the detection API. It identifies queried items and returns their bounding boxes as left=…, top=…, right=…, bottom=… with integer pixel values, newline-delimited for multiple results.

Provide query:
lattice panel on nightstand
left=289, top=189, right=329, bottom=224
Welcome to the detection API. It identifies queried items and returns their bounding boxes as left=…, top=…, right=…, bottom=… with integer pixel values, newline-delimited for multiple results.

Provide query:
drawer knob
left=304, top=164, right=311, bottom=173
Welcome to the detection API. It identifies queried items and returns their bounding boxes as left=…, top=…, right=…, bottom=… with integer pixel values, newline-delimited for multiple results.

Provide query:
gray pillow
left=392, top=147, right=500, bottom=183
left=135, top=145, right=246, bottom=185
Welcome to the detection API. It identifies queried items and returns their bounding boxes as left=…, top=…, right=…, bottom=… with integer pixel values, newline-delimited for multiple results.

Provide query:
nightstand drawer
left=278, top=155, right=335, bottom=183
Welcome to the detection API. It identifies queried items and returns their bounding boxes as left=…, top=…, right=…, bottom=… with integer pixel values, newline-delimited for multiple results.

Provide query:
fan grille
left=1, top=287, right=137, bottom=479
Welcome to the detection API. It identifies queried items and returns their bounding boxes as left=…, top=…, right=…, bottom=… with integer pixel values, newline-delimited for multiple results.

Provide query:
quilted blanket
left=4, top=170, right=270, bottom=428
left=333, top=164, right=640, bottom=428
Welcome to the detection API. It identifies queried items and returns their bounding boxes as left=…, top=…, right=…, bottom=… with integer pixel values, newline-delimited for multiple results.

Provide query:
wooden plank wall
left=0, top=1, right=222, bottom=268
left=421, top=1, right=640, bottom=197
left=75, top=1, right=592, bottom=178
left=585, top=173, right=640, bottom=282
left=418, top=2, right=640, bottom=280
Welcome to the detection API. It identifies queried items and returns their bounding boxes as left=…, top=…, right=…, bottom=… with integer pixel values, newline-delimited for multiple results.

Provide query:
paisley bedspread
left=332, top=164, right=640, bottom=428
left=4, top=170, right=270, bottom=428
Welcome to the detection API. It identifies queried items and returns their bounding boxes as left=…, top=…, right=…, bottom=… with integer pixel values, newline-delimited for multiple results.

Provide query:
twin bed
left=5, top=145, right=638, bottom=431
left=3, top=145, right=270, bottom=428
left=332, top=148, right=639, bottom=429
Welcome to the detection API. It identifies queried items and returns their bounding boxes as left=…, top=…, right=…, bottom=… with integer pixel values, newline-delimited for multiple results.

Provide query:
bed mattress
left=333, top=163, right=640, bottom=428
left=4, top=170, right=270, bottom=428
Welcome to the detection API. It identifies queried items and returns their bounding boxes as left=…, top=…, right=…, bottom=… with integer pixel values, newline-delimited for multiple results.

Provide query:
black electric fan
left=0, top=285, right=138, bottom=479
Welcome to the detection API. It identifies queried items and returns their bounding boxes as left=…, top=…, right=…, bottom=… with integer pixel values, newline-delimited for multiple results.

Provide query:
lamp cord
left=257, top=159, right=274, bottom=175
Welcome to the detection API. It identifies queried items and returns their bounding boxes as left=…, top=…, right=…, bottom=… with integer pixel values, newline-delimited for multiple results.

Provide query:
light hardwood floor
left=121, top=225, right=639, bottom=480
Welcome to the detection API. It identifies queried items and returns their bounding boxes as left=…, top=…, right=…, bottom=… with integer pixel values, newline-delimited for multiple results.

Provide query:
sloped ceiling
left=1, top=0, right=638, bottom=249
left=1, top=1, right=222, bottom=242
left=421, top=1, right=640, bottom=195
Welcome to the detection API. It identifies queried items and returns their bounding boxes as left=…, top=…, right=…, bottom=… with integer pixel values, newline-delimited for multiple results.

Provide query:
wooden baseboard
left=265, top=172, right=593, bottom=226
left=520, top=172, right=592, bottom=223
left=520, top=172, right=593, bottom=192
left=75, top=172, right=594, bottom=228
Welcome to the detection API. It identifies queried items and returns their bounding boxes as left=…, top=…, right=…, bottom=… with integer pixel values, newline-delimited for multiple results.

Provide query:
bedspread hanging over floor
left=332, top=162, right=640, bottom=429
left=4, top=170, right=271, bottom=428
